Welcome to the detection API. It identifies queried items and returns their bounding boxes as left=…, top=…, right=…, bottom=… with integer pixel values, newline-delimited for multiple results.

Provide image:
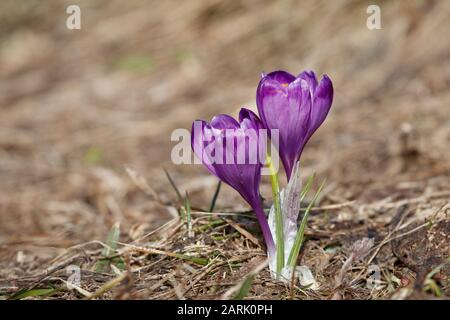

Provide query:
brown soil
left=0, top=0, right=449, bottom=300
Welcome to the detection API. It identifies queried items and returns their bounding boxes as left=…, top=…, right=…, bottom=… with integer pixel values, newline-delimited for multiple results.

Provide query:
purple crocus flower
left=256, top=70, right=333, bottom=180
left=191, top=108, right=275, bottom=255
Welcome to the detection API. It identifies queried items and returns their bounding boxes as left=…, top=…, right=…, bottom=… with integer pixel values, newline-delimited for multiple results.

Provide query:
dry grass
left=0, top=0, right=449, bottom=300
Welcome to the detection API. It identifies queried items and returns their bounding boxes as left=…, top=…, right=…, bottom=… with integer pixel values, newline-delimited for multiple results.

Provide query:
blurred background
left=0, top=0, right=449, bottom=264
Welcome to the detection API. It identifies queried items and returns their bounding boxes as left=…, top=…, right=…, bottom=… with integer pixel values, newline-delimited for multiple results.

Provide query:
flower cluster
left=191, top=70, right=333, bottom=278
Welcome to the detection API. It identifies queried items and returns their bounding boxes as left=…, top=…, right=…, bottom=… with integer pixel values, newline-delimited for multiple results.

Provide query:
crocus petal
left=306, top=74, right=333, bottom=140
left=212, top=162, right=259, bottom=204
left=210, top=114, right=240, bottom=130
left=298, top=70, right=318, bottom=97
left=257, top=73, right=311, bottom=180
left=266, top=70, right=296, bottom=85
left=207, top=114, right=240, bottom=167
left=256, top=70, right=333, bottom=180
left=282, top=78, right=311, bottom=179
left=238, top=108, right=262, bottom=130
left=298, top=70, right=318, bottom=88
left=191, top=120, right=217, bottom=176
left=190, top=110, right=275, bottom=254
left=212, top=109, right=264, bottom=204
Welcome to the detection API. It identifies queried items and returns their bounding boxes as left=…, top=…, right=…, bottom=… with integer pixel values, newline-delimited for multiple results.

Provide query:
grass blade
left=233, top=275, right=255, bottom=300
left=300, top=173, right=315, bottom=203
left=208, top=181, right=222, bottom=212
left=103, top=222, right=120, bottom=256
left=10, top=288, right=56, bottom=300
left=267, top=154, right=284, bottom=276
left=94, top=222, right=124, bottom=272
left=184, top=192, right=193, bottom=238
left=287, top=179, right=326, bottom=268
left=223, top=259, right=268, bottom=300
left=176, top=254, right=209, bottom=266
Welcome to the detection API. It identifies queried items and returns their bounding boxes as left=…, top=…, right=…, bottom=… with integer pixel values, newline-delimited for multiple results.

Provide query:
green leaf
left=300, top=173, right=315, bottom=203
left=196, top=219, right=225, bottom=232
left=94, top=222, right=123, bottom=272
left=176, top=254, right=209, bottom=266
left=103, top=222, right=120, bottom=256
left=233, top=274, right=255, bottom=300
left=10, top=288, right=56, bottom=300
left=231, top=260, right=268, bottom=299
left=287, top=179, right=326, bottom=268
left=423, top=256, right=449, bottom=297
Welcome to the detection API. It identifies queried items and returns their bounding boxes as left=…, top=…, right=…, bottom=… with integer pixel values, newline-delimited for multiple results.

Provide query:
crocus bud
left=191, top=108, right=275, bottom=255
left=257, top=70, right=333, bottom=180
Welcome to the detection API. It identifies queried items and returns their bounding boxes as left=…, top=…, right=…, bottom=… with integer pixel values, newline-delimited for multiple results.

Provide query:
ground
left=0, top=0, right=449, bottom=300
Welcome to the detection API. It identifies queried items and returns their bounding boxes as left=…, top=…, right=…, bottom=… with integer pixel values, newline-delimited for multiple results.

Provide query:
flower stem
left=267, top=154, right=284, bottom=276
left=252, top=200, right=275, bottom=257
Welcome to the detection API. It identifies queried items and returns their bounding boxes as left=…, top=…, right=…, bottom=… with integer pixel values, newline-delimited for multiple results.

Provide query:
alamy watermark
left=367, top=5, right=382, bottom=30
left=171, top=123, right=280, bottom=175
left=66, top=265, right=81, bottom=289
left=66, top=5, right=81, bottom=30
left=366, top=264, right=383, bottom=290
